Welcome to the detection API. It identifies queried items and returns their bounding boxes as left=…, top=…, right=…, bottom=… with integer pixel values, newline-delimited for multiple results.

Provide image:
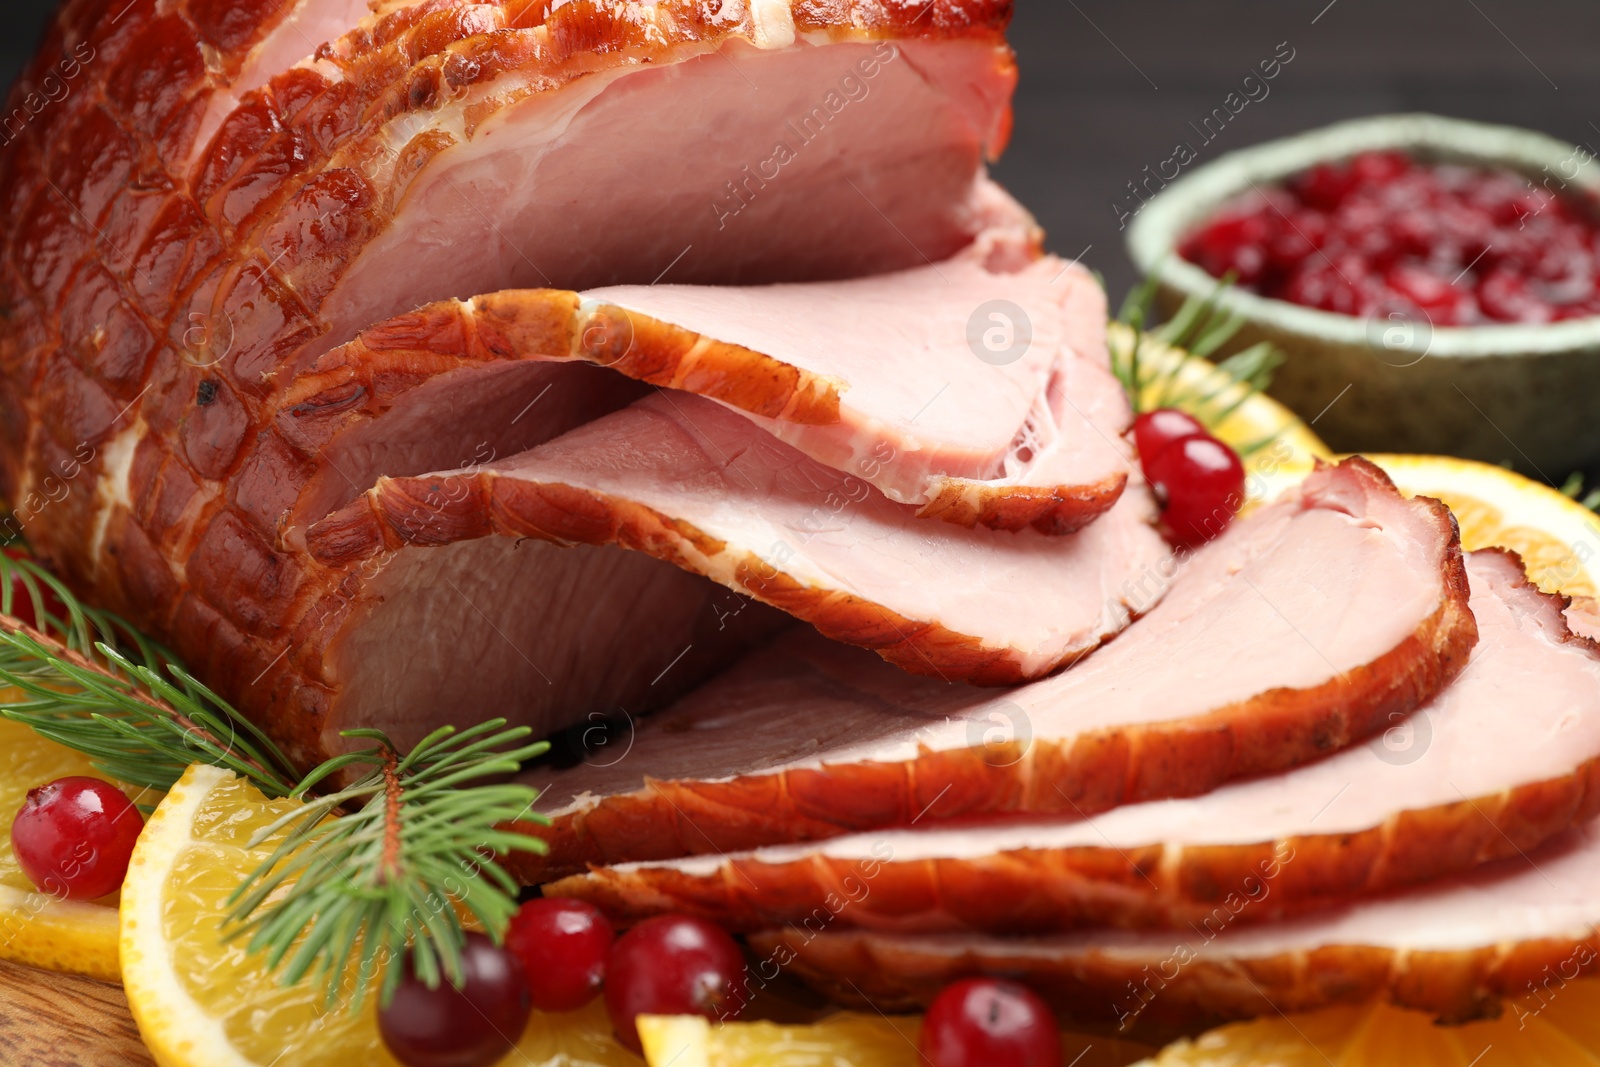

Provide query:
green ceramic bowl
left=1126, top=113, right=1600, bottom=478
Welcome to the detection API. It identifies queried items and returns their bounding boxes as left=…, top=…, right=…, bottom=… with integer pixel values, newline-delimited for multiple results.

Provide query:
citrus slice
left=1138, top=981, right=1600, bottom=1067
left=120, top=763, right=641, bottom=1067
left=637, top=1012, right=1156, bottom=1067
left=1108, top=322, right=1333, bottom=513
left=1363, top=454, right=1600, bottom=598
left=0, top=709, right=141, bottom=981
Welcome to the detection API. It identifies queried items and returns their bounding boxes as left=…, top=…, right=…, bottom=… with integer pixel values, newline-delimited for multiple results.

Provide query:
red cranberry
left=920, top=978, right=1060, bottom=1067
left=1131, top=409, right=1208, bottom=467
left=604, top=915, right=748, bottom=1053
left=1144, top=433, right=1247, bottom=551
left=505, top=897, right=614, bottom=1012
left=1, top=548, right=68, bottom=632
left=11, top=776, right=142, bottom=900
left=378, top=932, right=532, bottom=1067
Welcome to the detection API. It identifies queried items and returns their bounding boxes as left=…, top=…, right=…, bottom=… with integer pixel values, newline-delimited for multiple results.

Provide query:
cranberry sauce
left=1180, top=150, right=1600, bottom=324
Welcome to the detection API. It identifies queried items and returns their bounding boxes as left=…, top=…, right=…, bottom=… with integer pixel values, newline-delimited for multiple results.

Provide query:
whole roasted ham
left=0, top=0, right=1150, bottom=767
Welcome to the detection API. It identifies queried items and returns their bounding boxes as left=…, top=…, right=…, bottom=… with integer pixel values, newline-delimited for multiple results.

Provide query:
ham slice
left=278, top=242, right=1130, bottom=537
left=0, top=1, right=1019, bottom=768
left=508, top=459, right=1475, bottom=882
left=755, top=817, right=1600, bottom=1032
left=1569, top=596, right=1600, bottom=640
left=545, top=550, right=1600, bottom=933
left=302, top=392, right=1168, bottom=756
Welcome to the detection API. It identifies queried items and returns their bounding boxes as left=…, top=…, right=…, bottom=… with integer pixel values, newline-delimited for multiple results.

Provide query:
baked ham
left=0, top=0, right=1043, bottom=766
left=302, top=392, right=1168, bottom=753
left=757, top=816, right=1600, bottom=1033
left=511, top=459, right=1476, bottom=882
left=277, top=244, right=1131, bottom=537
left=545, top=550, right=1600, bottom=933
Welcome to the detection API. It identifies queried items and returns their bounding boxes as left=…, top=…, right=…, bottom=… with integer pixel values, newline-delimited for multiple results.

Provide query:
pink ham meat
left=1569, top=596, right=1600, bottom=640
left=277, top=239, right=1130, bottom=538
left=756, top=817, right=1600, bottom=1033
left=546, top=550, right=1600, bottom=933
left=506, top=459, right=1475, bottom=883
left=0, top=0, right=1020, bottom=770
left=307, top=390, right=1168, bottom=701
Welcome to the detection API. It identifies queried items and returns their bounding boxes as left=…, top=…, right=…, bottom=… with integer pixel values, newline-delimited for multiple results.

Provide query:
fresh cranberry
left=1131, top=409, right=1207, bottom=467
left=11, top=776, right=143, bottom=900
left=604, top=915, right=748, bottom=1053
left=1144, top=433, right=1247, bottom=550
left=1, top=548, right=68, bottom=632
left=378, top=932, right=532, bottom=1067
left=920, top=978, right=1060, bottom=1067
left=505, top=897, right=614, bottom=1012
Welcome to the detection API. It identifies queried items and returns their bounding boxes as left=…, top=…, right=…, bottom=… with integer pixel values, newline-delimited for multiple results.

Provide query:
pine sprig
left=1112, top=269, right=1288, bottom=457
left=0, top=549, right=552, bottom=1009
left=225, top=721, right=549, bottom=1010
left=0, top=552, right=298, bottom=798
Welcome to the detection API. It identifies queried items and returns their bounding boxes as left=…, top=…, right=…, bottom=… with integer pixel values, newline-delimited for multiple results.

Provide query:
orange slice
left=1140, top=983, right=1600, bottom=1067
left=638, top=1012, right=1155, bottom=1067
left=0, top=707, right=142, bottom=981
left=1363, top=453, right=1599, bottom=598
left=119, top=763, right=643, bottom=1066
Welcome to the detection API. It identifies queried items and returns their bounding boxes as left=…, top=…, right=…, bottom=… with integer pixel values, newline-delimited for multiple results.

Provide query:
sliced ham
left=0, top=1, right=1019, bottom=767
left=545, top=550, right=1600, bottom=933
left=301, top=392, right=1168, bottom=758
left=508, top=459, right=1475, bottom=882
left=755, top=817, right=1600, bottom=1032
left=1569, top=596, right=1600, bottom=640
left=278, top=244, right=1130, bottom=537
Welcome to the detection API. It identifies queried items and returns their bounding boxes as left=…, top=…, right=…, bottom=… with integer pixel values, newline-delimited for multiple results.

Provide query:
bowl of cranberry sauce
left=1127, top=114, right=1600, bottom=476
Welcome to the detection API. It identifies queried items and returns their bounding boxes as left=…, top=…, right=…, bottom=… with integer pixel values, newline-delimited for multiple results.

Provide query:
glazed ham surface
left=756, top=816, right=1600, bottom=1033
left=546, top=550, right=1600, bottom=932
left=512, top=460, right=1476, bottom=882
left=0, top=0, right=1038, bottom=766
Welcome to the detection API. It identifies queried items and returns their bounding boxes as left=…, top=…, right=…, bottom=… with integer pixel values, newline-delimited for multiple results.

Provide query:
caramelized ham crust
left=546, top=551, right=1600, bottom=932
left=756, top=816, right=1600, bottom=1034
left=0, top=0, right=1017, bottom=765
left=509, top=460, right=1475, bottom=882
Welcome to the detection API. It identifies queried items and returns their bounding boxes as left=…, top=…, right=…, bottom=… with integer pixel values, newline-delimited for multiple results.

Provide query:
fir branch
left=0, top=553, right=299, bottom=798
left=1111, top=268, right=1288, bottom=457
left=1561, top=471, right=1600, bottom=513
left=224, top=722, right=550, bottom=1010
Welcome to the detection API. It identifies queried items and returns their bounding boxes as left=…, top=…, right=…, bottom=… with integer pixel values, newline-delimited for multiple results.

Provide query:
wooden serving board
left=0, top=958, right=152, bottom=1066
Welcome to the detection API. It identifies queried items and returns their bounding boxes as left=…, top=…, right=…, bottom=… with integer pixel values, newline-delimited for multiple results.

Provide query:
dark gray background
left=4, top=0, right=1594, bottom=309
